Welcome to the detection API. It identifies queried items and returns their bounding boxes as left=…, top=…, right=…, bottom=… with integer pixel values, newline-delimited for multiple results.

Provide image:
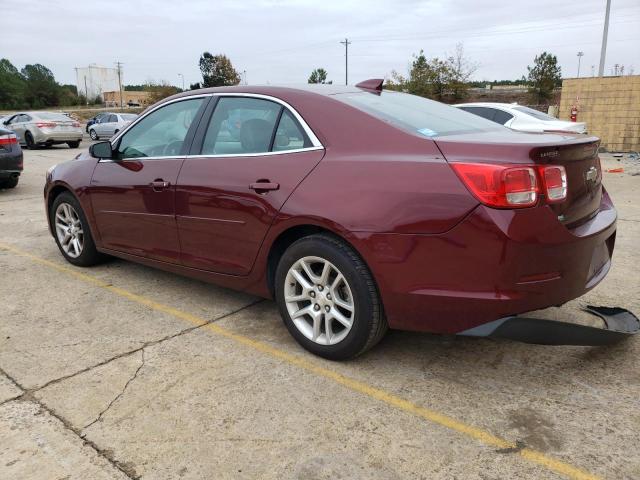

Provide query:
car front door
left=89, top=97, right=207, bottom=262
left=175, top=95, right=324, bottom=275
left=7, top=115, right=26, bottom=144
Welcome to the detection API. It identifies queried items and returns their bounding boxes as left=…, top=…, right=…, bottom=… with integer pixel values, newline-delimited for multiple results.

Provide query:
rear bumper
left=33, top=131, right=83, bottom=143
left=353, top=190, right=617, bottom=334
left=0, top=150, right=23, bottom=176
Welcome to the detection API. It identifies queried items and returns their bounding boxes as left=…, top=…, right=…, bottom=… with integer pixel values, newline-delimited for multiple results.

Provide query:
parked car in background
left=88, top=113, right=138, bottom=140
left=45, top=83, right=614, bottom=360
left=0, top=126, right=23, bottom=189
left=3, top=112, right=83, bottom=149
left=85, top=112, right=112, bottom=133
left=454, top=102, right=587, bottom=134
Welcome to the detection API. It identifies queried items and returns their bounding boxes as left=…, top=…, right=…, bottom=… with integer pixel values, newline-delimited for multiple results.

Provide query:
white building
left=75, top=65, right=120, bottom=100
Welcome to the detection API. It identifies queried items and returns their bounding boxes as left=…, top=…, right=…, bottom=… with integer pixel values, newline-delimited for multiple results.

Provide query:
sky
left=2, top=0, right=639, bottom=89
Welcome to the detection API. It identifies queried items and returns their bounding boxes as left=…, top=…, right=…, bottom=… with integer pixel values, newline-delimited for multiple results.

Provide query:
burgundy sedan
left=45, top=82, right=615, bottom=359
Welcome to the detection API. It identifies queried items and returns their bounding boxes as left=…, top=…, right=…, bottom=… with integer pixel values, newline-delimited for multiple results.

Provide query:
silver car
left=3, top=112, right=83, bottom=149
left=88, top=113, right=138, bottom=140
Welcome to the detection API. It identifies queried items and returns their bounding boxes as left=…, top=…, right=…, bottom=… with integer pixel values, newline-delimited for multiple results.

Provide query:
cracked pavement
left=0, top=144, right=639, bottom=479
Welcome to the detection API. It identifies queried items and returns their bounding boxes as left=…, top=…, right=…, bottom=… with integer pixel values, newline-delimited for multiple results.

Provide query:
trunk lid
left=434, top=130, right=602, bottom=228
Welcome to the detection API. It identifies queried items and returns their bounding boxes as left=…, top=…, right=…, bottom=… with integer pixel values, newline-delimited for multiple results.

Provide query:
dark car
left=44, top=82, right=617, bottom=359
left=0, top=127, right=23, bottom=189
left=86, top=112, right=112, bottom=133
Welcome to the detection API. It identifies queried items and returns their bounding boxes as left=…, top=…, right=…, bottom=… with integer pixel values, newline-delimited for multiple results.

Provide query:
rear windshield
left=35, top=112, right=70, bottom=121
left=334, top=91, right=503, bottom=137
left=513, top=106, right=558, bottom=121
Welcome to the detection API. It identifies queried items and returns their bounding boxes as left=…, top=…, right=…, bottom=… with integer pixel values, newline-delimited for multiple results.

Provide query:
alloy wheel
left=284, top=256, right=355, bottom=345
left=54, top=203, right=84, bottom=258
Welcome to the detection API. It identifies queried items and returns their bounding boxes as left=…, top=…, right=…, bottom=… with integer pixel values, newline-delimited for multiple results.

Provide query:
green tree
left=406, top=50, right=453, bottom=100
left=21, top=64, right=60, bottom=108
left=198, top=52, right=240, bottom=87
left=308, top=68, right=331, bottom=84
left=0, top=59, right=26, bottom=109
left=527, top=52, right=561, bottom=103
left=144, top=81, right=180, bottom=103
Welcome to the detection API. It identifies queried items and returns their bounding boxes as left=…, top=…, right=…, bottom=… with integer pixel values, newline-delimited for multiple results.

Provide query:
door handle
left=249, top=181, right=279, bottom=193
left=149, top=180, right=170, bottom=190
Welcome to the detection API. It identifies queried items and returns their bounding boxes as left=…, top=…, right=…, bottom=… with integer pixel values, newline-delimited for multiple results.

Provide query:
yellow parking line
left=0, top=242, right=601, bottom=480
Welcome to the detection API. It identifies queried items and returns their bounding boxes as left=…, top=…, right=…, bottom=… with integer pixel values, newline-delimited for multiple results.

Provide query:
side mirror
left=89, top=141, right=114, bottom=159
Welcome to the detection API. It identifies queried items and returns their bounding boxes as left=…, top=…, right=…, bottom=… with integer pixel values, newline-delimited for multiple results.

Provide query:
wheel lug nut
left=326, top=293, right=331, bottom=300
left=309, top=291, right=316, bottom=298
left=314, top=304, right=320, bottom=311
left=324, top=305, right=330, bottom=312
left=318, top=285, right=324, bottom=291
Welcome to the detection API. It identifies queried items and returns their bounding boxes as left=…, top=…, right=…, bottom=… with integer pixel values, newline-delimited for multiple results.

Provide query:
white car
left=454, top=103, right=587, bottom=134
left=88, top=113, right=138, bottom=140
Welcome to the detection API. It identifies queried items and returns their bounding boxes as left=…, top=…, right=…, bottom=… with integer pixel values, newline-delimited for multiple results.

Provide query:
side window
left=493, top=110, right=514, bottom=125
left=273, top=110, right=310, bottom=151
left=115, top=98, right=204, bottom=159
left=108, top=114, right=118, bottom=123
left=202, top=97, right=281, bottom=155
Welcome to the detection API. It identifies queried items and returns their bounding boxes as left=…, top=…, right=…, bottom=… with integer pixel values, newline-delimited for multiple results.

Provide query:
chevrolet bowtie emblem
left=585, top=166, right=598, bottom=183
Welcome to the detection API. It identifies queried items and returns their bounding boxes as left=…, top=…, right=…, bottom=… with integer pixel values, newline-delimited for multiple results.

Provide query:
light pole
left=598, top=0, right=611, bottom=77
left=577, top=51, right=584, bottom=77
left=340, top=38, right=351, bottom=85
left=177, top=73, right=185, bottom=91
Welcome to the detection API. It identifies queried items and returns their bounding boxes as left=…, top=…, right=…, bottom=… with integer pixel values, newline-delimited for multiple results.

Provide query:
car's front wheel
left=50, top=192, right=104, bottom=267
left=89, top=129, right=98, bottom=140
left=24, top=131, right=35, bottom=149
left=275, top=234, right=387, bottom=360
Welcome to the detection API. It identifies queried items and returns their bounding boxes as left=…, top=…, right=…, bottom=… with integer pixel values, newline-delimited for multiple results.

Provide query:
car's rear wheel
left=50, top=192, right=104, bottom=267
left=275, top=234, right=387, bottom=360
left=89, top=129, right=98, bottom=140
left=25, top=132, right=35, bottom=149
left=67, top=141, right=80, bottom=148
left=0, top=176, right=18, bottom=189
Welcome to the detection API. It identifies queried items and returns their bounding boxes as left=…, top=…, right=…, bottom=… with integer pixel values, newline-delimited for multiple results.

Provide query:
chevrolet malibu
left=44, top=81, right=615, bottom=359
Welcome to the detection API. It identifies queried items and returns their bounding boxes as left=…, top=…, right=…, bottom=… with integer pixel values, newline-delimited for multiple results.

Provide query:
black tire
left=275, top=234, right=387, bottom=360
left=50, top=192, right=104, bottom=267
left=67, top=141, right=80, bottom=148
left=0, top=176, right=19, bottom=189
left=25, top=131, right=35, bottom=149
left=89, top=129, right=98, bottom=140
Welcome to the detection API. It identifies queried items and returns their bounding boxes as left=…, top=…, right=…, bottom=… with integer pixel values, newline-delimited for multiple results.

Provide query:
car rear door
left=89, top=97, right=208, bottom=262
left=175, top=95, right=324, bottom=275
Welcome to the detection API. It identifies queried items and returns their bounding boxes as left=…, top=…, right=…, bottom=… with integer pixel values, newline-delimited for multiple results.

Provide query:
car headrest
left=240, top=118, right=272, bottom=153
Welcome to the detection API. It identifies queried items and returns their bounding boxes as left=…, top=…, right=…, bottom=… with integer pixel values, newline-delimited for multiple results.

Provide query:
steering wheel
left=163, top=140, right=183, bottom=156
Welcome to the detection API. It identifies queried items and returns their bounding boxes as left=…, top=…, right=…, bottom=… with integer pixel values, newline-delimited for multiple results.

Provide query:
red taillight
left=452, top=163, right=570, bottom=208
left=451, top=163, right=539, bottom=208
left=72, top=122, right=81, bottom=128
left=0, top=133, right=18, bottom=145
left=36, top=122, right=56, bottom=128
left=539, top=165, right=567, bottom=203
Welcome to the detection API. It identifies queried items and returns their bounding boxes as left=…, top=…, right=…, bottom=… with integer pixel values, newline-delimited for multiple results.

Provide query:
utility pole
left=340, top=38, right=351, bottom=85
left=598, top=0, right=611, bottom=77
left=178, top=73, right=184, bottom=91
left=243, top=70, right=247, bottom=85
left=576, top=51, right=584, bottom=77
left=115, top=61, right=124, bottom=110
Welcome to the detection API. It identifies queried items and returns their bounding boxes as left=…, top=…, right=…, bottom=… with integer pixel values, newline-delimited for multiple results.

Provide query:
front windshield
left=334, top=90, right=503, bottom=137
left=513, top=106, right=558, bottom=121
